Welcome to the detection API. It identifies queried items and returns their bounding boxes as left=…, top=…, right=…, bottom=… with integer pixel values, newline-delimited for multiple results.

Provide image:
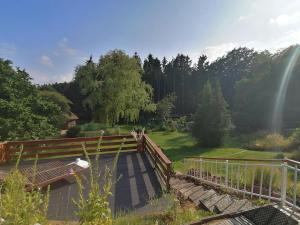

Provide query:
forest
left=1, top=45, right=300, bottom=146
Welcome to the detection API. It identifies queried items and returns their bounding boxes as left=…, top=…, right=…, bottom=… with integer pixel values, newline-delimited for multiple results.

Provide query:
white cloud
left=237, top=16, right=247, bottom=22
left=270, top=12, right=300, bottom=27
left=202, top=42, right=240, bottom=62
left=39, top=55, right=53, bottom=67
left=29, top=69, right=73, bottom=84
left=57, top=37, right=77, bottom=56
left=0, top=42, right=16, bottom=57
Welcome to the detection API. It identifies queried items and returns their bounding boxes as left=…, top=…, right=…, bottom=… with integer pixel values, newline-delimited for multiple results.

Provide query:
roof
left=67, top=112, right=79, bottom=121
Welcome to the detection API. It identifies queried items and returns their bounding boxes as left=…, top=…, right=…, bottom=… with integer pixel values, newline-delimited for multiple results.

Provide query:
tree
left=192, top=81, right=231, bottom=147
left=143, top=54, right=164, bottom=102
left=39, top=90, right=73, bottom=128
left=156, top=93, right=176, bottom=122
left=0, top=59, right=60, bottom=140
left=208, top=47, right=257, bottom=106
left=75, top=50, right=155, bottom=124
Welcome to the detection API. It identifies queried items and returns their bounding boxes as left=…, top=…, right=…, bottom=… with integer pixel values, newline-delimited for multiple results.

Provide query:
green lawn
left=79, top=123, right=290, bottom=172
left=148, top=131, right=287, bottom=171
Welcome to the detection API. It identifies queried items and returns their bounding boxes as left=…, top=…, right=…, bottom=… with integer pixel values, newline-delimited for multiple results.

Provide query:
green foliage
left=192, top=81, right=231, bottom=147
left=113, top=194, right=212, bottom=225
left=0, top=59, right=60, bottom=140
left=75, top=50, right=156, bottom=125
left=0, top=170, right=49, bottom=225
left=74, top=138, right=122, bottom=225
left=39, top=90, right=73, bottom=128
left=247, top=128, right=300, bottom=151
left=247, top=133, right=290, bottom=151
left=156, top=93, right=176, bottom=122
left=66, top=125, right=82, bottom=138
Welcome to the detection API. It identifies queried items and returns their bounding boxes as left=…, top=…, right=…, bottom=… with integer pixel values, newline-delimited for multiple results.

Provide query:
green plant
left=0, top=147, right=49, bottom=225
left=192, top=81, right=231, bottom=147
left=74, top=137, right=123, bottom=225
left=66, top=126, right=82, bottom=138
left=248, top=133, right=290, bottom=151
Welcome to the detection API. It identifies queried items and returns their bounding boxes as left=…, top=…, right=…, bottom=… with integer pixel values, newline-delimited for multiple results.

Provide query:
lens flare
left=272, top=46, right=300, bottom=133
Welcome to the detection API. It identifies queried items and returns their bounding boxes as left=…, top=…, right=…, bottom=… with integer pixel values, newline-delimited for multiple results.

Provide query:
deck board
left=0, top=152, right=163, bottom=221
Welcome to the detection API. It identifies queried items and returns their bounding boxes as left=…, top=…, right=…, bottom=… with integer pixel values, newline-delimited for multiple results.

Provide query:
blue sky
left=1, top=0, right=300, bottom=84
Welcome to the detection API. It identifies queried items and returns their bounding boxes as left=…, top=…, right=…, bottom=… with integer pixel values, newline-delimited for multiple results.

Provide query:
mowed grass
left=148, top=131, right=287, bottom=171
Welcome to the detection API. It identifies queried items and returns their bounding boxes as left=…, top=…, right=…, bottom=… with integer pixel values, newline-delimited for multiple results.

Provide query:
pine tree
left=192, top=81, right=231, bottom=147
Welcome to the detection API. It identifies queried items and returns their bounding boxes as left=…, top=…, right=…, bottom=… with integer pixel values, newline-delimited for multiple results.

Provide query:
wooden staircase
left=170, top=177, right=298, bottom=225
left=170, top=177, right=254, bottom=214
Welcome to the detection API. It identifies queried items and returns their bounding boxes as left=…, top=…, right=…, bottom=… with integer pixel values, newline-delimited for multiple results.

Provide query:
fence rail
left=144, top=134, right=172, bottom=189
left=183, top=156, right=300, bottom=214
left=0, top=134, right=173, bottom=189
left=0, top=135, right=136, bottom=161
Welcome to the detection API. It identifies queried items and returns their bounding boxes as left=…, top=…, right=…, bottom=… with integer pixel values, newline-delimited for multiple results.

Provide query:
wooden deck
left=1, top=151, right=163, bottom=221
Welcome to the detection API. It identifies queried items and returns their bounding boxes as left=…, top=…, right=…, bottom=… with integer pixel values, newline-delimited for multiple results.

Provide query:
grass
left=113, top=195, right=213, bottom=225
left=147, top=131, right=289, bottom=172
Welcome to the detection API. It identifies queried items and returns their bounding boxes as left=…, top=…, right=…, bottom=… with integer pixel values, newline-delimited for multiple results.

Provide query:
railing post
left=200, top=159, right=203, bottom=179
left=281, top=161, right=288, bottom=207
left=225, top=160, right=229, bottom=187
left=0, top=142, right=9, bottom=164
left=166, top=163, right=171, bottom=191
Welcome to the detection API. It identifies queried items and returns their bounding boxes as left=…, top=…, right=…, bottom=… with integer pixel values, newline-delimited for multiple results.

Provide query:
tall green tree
left=192, top=81, right=231, bottom=147
left=0, top=59, right=61, bottom=140
left=39, top=90, right=73, bottom=128
left=75, top=50, right=155, bottom=124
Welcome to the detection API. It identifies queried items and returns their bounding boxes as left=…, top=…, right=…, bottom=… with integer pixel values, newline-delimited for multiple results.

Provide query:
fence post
left=0, top=142, right=9, bottom=164
left=225, top=160, right=229, bottom=187
left=166, top=163, right=171, bottom=191
left=200, top=159, right=203, bottom=179
left=281, top=161, right=288, bottom=207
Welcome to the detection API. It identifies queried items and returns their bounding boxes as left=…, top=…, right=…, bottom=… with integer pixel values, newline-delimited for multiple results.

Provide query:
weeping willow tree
left=75, top=50, right=155, bottom=124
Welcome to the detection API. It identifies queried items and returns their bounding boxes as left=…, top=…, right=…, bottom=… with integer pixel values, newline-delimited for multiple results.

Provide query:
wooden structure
left=65, top=112, right=79, bottom=129
left=0, top=160, right=88, bottom=191
left=0, top=134, right=173, bottom=189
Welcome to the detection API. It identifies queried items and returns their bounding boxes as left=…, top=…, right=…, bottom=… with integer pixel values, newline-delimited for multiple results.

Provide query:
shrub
left=0, top=162, right=49, bottom=225
left=74, top=137, right=123, bottom=225
left=66, top=126, right=82, bottom=138
left=247, top=133, right=290, bottom=151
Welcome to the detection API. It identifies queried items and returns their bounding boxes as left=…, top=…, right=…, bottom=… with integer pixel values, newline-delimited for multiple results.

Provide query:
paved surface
left=1, top=152, right=163, bottom=221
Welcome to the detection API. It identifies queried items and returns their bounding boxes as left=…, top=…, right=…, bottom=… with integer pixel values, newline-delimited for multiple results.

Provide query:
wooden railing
left=143, top=134, right=172, bottom=189
left=0, top=134, right=173, bottom=189
left=0, top=135, right=136, bottom=161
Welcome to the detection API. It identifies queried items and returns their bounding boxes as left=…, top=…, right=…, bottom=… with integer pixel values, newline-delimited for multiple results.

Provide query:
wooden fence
left=0, top=134, right=173, bottom=189
left=0, top=135, right=136, bottom=162
left=143, top=134, right=172, bottom=189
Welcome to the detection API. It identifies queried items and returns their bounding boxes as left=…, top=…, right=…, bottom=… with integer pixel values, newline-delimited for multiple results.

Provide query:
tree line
left=49, top=45, right=300, bottom=131
left=1, top=45, right=300, bottom=142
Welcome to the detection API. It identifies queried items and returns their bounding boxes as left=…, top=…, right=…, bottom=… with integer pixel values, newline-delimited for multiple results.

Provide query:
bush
left=74, top=138, right=123, bottom=225
left=66, top=126, right=82, bottom=138
left=247, top=133, right=290, bottom=151
left=0, top=170, right=49, bottom=225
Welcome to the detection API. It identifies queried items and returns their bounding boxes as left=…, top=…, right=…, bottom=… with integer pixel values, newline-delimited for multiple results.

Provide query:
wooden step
left=194, top=189, right=217, bottom=206
left=201, top=194, right=230, bottom=212
left=172, top=182, right=194, bottom=191
left=188, top=187, right=207, bottom=203
left=223, top=199, right=253, bottom=214
left=170, top=179, right=186, bottom=189
left=182, top=186, right=203, bottom=200
left=169, top=178, right=182, bottom=186
left=178, top=183, right=197, bottom=196
left=214, top=194, right=235, bottom=213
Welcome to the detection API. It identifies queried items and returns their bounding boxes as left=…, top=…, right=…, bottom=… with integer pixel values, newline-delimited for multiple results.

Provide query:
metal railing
left=183, top=157, right=300, bottom=214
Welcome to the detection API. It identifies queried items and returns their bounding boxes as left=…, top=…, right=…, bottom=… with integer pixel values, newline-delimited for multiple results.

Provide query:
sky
left=1, top=0, right=300, bottom=84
